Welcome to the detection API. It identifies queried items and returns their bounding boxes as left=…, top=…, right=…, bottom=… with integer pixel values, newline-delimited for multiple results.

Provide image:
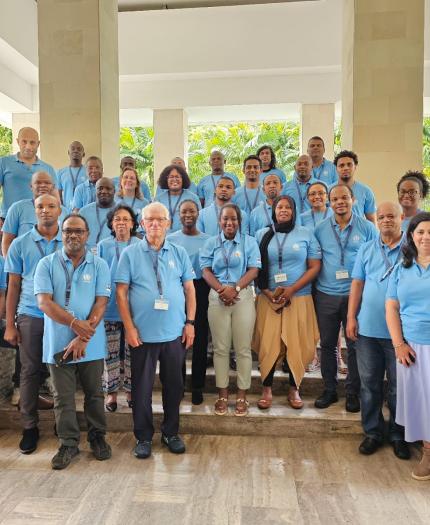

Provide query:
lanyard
left=213, top=204, right=221, bottom=233
left=88, top=182, right=96, bottom=202
left=115, top=238, right=131, bottom=261
left=210, top=175, right=219, bottom=191
left=313, top=160, right=325, bottom=180
left=218, top=235, right=237, bottom=282
left=379, top=236, right=404, bottom=280
left=330, top=217, right=354, bottom=267
left=167, top=190, right=184, bottom=223
left=34, top=239, right=59, bottom=258
left=263, top=205, right=273, bottom=227
left=270, top=224, right=289, bottom=271
left=120, top=196, right=136, bottom=210
left=149, top=247, right=163, bottom=297
left=244, top=186, right=261, bottom=213
left=294, top=179, right=308, bottom=214
left=311, top=209, right=328, bottom=228
left=95, top=205, right=110, bottom=243
left=57, top=252, right=85, bottom=308
left=69, top=166, right=83, bottom=192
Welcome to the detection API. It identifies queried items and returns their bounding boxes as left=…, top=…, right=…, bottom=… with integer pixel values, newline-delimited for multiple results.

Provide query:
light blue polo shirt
left=167, top=230, right=210, bottom=280
left=314, top=214, right=377, bottom=296
left=34, top=249, right=111, bottom=364
left=115, top=237, right=195, bottom=343
left=200, top=231, right=261, bottom=284
left=249, top=201, right=274, bottom=236
left=3, top=199, right=68, bottom=238
left=232, top=186, right=265, bottom=215
left=282, top=175, right=318, bottom=215
left=260, top=168, right=287, bottom=185
left=71, top=180, right=97, bottom=210
left=300, top=208, right=334, bottom=233
left=352, top=235, right=404, bottom=339
left=57, top=166, right=87, bottom=212
left=112, top=176, right=152, bottom=202
left=329, top=181, right=376, bottom=218
left=197, top=172, right=241, bottom=207
left=255, top=225, right=321, bottom=295
left=197, top=202, right=249, bottom=236
left=97, top=236, right=141, bottom=321
left=0, top=256, right=6, bottom=290
left=114, top=195, right=149, bottom=223
left=312, top=159, right=338, bottom=186
left=79, top=202, right=116, bottom=249
left=5, top=226, right=63, bottom=318
left=155, top=189, right=201, bottom=232
left=387, top=261, right=430, bottom=345
left=0, top=154, right=57, bottom=217
left=155, top=181, right=198, bottom=199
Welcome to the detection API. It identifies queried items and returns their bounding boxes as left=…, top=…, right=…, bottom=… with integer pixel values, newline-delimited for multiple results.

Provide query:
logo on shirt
left=352, top=235, right=361, bottom=243
left=82, top=274, right=92, bottom=282
left=292, top=243, right=300, bottom=251
left=168, top=259, right=175, bottom=268
left=235, top=251, right=242, bottom=258
left=106, top=284, right=111, bottom=292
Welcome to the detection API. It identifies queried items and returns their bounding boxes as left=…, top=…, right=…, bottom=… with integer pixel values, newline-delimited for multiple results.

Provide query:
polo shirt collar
left=332, top=214, right=354, bottom=231
left=15, top=153, right=41, bottom=166
left=379, top=232, right=405, bottom=252
left=220, top=231, right=241, bottom=244
left=60, top=247, right=93, bottom=264
left=141, top=236, right=170, bottom=252
left=30, top=225, right=62, bottom=243
left=293, top=173, right=312, bottom=185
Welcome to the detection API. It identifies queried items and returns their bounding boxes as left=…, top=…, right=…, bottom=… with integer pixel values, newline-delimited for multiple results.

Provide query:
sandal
left=287, top=388, right=304, bottom=410
left=235, top=398, right=249, bottom=417
left=257, top=398, right=272, bottom=410
left=214, top=397, right=228, bottom=415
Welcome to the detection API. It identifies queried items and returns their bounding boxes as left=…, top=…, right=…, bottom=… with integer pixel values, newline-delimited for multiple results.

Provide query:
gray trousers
left=16, top=315, right=44, bottom=430
left=48, top=359, right=106, bottom=447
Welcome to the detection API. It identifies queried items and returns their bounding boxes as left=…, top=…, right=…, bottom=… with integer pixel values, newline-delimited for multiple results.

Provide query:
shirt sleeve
left=56, top=169, right=64, bottom=191
left=197, top=179, right=205, bottom=200
left=71, top=186, right=83, bottom=209
left=4, top=239, right=23, bottom=275
left=351, top=244, right=366, bottom=280
left=245, top=236, right=262, bottom=269
left=95, top=259, right=112, bottom=297
left=2, top=204, right=20, bottom=235
left=364, top=187, right=376, bottom=214
left=199, top=237, right=215, bottom=270
left=197, top=209, right=205, bottom=233
left=178, top=247, right=196, bottom=282
left=386, top=264, right=400, bottom=301
left=0, top=157, right=5, bottom=186
left=0, top=256, right=6, bottom=290
left=34, top=257, right=54, bottom=295
left=46, top=164, right=58, bottom=187
left=308, top=231, right=322, bottom=260
left=114, top=250, right=132, bottom=284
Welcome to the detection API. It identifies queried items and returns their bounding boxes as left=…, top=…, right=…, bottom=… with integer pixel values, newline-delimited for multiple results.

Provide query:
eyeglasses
left=308, top=191, right=327, bottom=197
left=62, top=228, right=87, bottom=236
left=398, top=189, right=420, bottom=197
left=113, top=216, right=132, bottom=223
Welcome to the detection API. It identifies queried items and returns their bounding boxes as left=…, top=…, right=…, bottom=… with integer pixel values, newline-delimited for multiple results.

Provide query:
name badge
left=274, top=273, right=287, bottom=283
left=91, top=247, right=97, bottom=255
left=336, top=270, right=349, bottom=280
left=154, top=298, right=169, bottom=311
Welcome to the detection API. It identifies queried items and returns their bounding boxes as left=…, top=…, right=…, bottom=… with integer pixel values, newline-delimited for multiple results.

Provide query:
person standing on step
left=257, top=145, right=286, bottom=185
left=347, top=202, right=410, bottom=460
left=71, top=156, right=103, bottom=212
left=197, top=151, right=241, bottom=208
left=116, top=202, right=196, bottom=459
left=57, top=141, right=87, bottom=212
left=249, top=174, right=283, bottom=236
left=232, top=156, right=265, bottom=215
left=307, top=136, right=338, bottom=186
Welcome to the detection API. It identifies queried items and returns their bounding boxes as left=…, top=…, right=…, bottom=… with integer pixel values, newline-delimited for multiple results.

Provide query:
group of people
left=0, top=127, right=429, bottom=482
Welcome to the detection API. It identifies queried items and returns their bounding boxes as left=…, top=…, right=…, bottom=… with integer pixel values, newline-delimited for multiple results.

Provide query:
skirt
left=252, top=293, right=320, bottom=388
left=396, top=341, right=430, bottom=442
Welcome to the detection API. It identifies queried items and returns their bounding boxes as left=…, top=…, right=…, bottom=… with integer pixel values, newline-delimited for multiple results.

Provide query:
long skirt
left=396, top=341, right=430, bottom=442
left=252, top=293, right=319, bottom=388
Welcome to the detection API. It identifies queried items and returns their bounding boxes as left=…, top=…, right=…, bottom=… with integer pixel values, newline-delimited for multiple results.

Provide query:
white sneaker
left=11, top=388, right=20, bottom=406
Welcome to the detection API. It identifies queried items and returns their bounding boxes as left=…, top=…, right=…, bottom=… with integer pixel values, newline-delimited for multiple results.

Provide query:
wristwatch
left=185, top=319, right=195, bottom=326
left=235, top=285, right=241, bottom=293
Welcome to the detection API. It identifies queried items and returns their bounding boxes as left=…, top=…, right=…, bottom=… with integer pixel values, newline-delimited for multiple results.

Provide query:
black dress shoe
left=359, top=437, right=381, bottom=455
left=19, top=427, right=39, bottom=454
left=161, top=434, right=186, bottom=454
left=392, top=440, right=411, bottom=460
left=105, top=401, right=117, bottom=412
left=345, top=394, right=361, bottom=413
left=192, top=390, right=203, bottom=405
left=314, top=391, right=338, bottom=409
left=134, top=440, right=152, bottom=459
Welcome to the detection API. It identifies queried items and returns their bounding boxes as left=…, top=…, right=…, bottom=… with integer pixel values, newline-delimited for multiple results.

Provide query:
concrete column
left=300, top=104, right=335, bottom=160
left=11, top=113, right=40, bottom=154
left=37, top=0, right=119, bottom=173
left=342, top=0, right=424, bottom=202
left=153, top=109, right=188, bottom=181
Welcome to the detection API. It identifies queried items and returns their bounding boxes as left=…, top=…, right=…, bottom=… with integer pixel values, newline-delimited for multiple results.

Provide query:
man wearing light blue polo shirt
left=0, top=127, right=57, bottom=220
left=232, top=155, right=265, bottom=215
left=116, top=202, right=196, bottom=459
left=314, top=184, right=377, bottom=412
left=249, top=173, right=283, bottom=236
left=4, top=194, right=62, bottom=455
left=57, top=141, right=87, bottom=212
left=332, top=150, right=376, bottom=223
left=198, top=176, right=249, bottom=236
left=282, top=155, right=318, bottom=215
left=307, top=136, right=338, bottom=186
left=79, top=177, right=116, bottom=250
left=71, top=156, right=103, bottom=211
left=34, top=214, right=111, bottom=470
left=197, top=151, right=240, bottom=208
left=346, top=202, right=410, bottom=460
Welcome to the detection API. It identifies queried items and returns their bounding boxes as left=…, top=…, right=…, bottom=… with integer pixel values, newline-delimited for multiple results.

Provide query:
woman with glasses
left=116, top=167, right=149, bottom=221
left=253, top=196, right=321, bottom=410
left=397, top=171, right=429, bottom=231
left=299, top=182, right=333, bottom=232
left=155, top=165, right=201, bottom=232
left=97, top=204, right=140, bottom=411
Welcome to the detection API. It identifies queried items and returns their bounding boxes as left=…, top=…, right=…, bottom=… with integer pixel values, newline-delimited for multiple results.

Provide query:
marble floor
left=0, top=430, right=428, bottom=525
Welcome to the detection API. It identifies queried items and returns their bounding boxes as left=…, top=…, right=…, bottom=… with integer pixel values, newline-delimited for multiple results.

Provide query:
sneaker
left=89, top=434, right=112, bottom=461
left=134, top=440, right=152, bottom=459
left=51, top=445, right=79, bottom=470
left=359, top=437, right=381, bottom=455
left=161, top=434, right=186, bottom=454
left=19, top=427, right=39, bottom=454
left=314, top=390, right=338, bottom=409
left=392, top=440, right=411, bottom=460
left=11, top=388, right=20, bottom=406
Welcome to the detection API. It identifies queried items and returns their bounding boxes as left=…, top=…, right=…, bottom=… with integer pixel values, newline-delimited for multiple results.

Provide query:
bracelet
left=393, top=341, right=405, bottom=349
left=70, top=317, right=77, bottom=329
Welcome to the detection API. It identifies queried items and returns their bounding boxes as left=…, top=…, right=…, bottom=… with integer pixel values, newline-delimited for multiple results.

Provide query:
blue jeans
left=356, top=335, right=404, bottom=442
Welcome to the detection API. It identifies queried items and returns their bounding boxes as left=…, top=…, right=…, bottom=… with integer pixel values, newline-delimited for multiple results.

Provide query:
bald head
left=171, top=157, right=186, bottom=170
left=68, top=141, right=85, bottom=165
left=31, top=171, right=54, bottom=198
left=17, top=127, right=40, bottom=161
left=376, top=201, right=403, bottom=238
left=34, top=193, right=62, bottom=228
left=96, top=177, right=115, bottom=207
left=295, top=154, right=313, bottom=182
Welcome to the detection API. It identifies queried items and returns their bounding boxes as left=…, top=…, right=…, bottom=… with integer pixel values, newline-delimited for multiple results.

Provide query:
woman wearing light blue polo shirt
left=98, top=204, right=141, bottom=412
left=386, top=212, right=430, bottom=481
left=155, top=165, right=201, bottom=232
left=201, top=204, right=261, bottom=416
left=115, top=167, right=149, bottom=222
left=299, top=181, right=333, bottom=232
left=396, top=171, right=429, bottom=232
left=253, top=196, right=321, bottom=410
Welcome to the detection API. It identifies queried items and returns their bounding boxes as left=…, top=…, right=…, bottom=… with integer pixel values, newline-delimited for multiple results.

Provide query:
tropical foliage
left=0, top=125, right=12, bottom=157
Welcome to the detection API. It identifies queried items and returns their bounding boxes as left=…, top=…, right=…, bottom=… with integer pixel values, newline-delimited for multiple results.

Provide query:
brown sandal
left=257, top=398, right=272, bottom=410
left=287, top=388, right=304, bottom=410
left=235, top=398, right=249, bottom=416
left=214, top=397, right=228, bottom=415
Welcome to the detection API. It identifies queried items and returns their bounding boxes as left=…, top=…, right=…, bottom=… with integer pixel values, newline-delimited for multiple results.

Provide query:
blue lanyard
left=57, top=251, right=85, bottom=308
left=88, top=182, right=96, bottom=202
left=379, top=235, right=404, bottom=280
left=330, top=217, right=354, bottom=267
left=34, top=239, right=59, bottom=258
left=218, top=235, right=238, bottom=282
left=269, top=224, right=288, bottom=271
left=95, top=205, right=111, bottom=243
left=69, top=166, right=83, bottom=192
left=167, top=190, right=184, bottom=224
left=243, top=186, right=261, bottom=213
left=148, top=245, right=164, bottom=297
left=311, top=209, right=328, bottom=228
left=294, top=179, right=308, bottom=214
left=312, top=160, right=325, bottom=180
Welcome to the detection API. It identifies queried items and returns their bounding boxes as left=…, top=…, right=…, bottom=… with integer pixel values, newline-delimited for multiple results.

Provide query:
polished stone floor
left=0, top=430, right=428, bottom=525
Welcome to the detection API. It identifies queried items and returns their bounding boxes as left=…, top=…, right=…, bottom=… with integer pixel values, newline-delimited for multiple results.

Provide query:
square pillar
left=300, top=104, right=335, bottom=160
left=37, top=0, right=119, bottom=173
left=153, top=109, right=188, bottom=182
left=342, top=0, right=424, bottom=202
left=11, top=113, right=40, bottom=154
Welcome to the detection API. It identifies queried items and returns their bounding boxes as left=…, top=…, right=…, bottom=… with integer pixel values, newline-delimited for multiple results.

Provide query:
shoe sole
left=51, top=450, right=79, bottom=470
left=134, top=451, right=151, bottom=459
left=161, top=440, right=185, bottom=454
left=20, top=446, right=37, bottom=455
left=411, top=472, right=430, bottom=481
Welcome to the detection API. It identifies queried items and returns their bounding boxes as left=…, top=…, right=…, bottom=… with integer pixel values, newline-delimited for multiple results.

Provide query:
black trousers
left=191, top=278, right=210, bottom=391
left=263, top=362, right=296, bottom=388
left=131, top=337, right=186, bottom=441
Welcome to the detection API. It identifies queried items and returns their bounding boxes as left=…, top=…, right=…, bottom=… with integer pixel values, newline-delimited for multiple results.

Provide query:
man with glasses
left=34, top=214, right=112, bottom=470
left=116, top=202, right=196, bottom=459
